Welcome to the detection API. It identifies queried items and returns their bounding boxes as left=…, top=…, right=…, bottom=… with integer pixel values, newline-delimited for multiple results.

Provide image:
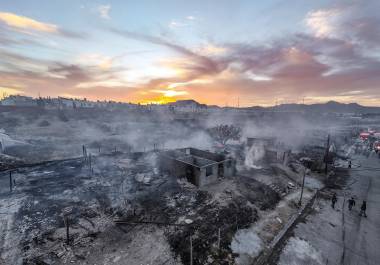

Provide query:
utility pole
left=217, top=228, right=221, bottom=250
left=9, top=171, right=12, bottom=192
left=89, top=153, right=92, bottom=175
left=190, top=236, right=193, bottom=265
left=324, top=134, right=330, bottom=175
left=235, top=215, right=238, bottom=231
left=64, top=215, right=70, bottom=245
left=298, top=168, right=306, bottom=206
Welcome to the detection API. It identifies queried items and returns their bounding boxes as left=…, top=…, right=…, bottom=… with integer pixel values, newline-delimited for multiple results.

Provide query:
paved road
left=277, top=153, right=380, bottom=265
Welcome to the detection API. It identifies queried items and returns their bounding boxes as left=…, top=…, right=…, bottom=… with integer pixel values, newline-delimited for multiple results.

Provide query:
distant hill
left=250, top=101, right=380, bottom=114
left=167, top=99, right=380, bottom=113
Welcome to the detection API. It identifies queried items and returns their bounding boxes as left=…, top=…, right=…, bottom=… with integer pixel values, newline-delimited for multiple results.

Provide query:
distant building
left=1, top=95, right=37, bottom=107
left=168, top=100, right=208, bottom=113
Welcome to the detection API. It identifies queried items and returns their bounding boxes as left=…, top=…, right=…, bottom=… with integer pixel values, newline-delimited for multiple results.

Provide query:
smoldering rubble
left=0, top=105, right=364, bottom=265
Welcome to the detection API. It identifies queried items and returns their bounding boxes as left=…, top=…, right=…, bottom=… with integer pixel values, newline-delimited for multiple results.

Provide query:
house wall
left=159, top=154, right=201, bottom=186
left=222, top=159, right=235, bottom=177
left=159, top=155, right=187, bottom=177
left=282, top=150, right=291, bottom=165
left=184, top=148, right=225, bottom=162
left=264, top=149, right=278, bottom=163
left=247, top=137, right=276, bottom=148
left=199, top=164, right=218, bottom=186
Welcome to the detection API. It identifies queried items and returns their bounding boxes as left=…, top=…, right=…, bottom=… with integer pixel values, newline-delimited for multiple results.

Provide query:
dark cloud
left=48, top=63, right=90, bottom=82
left=0, top=49, right=130, bottom=99
left=108, top=27, right=227, bottom=78
left=59, top=29, right=89, bottom=40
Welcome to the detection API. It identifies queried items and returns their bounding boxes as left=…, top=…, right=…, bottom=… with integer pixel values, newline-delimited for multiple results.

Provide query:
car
left=374, top=141, right=380, bottom=153
left=360, top=132, right=370, bottom=140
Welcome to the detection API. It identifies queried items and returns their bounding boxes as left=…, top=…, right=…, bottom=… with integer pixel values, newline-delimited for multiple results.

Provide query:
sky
left=0, top=0, right=379, bottom=107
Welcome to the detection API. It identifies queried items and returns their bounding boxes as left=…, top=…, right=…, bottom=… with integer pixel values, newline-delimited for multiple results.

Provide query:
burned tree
left=208, top=124, right=241, bottom=145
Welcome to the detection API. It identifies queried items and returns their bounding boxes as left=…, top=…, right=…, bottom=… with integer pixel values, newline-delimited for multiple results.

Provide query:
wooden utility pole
left=298, top=168, right=306, bottom=206
left=9, top=171, right=12, bottom=192
left=324, top=134, right=330, bottom=175
left=82, top=145, right=87, bottom=159
left=190, top=236, right=193, bottom=265
left=217, top=228, right=221, bottom=250
left=64, top=215, right=70, bottom=245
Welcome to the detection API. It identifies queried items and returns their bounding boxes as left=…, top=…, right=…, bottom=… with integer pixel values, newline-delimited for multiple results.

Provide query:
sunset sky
left=0, top=0, right=379, bottom=106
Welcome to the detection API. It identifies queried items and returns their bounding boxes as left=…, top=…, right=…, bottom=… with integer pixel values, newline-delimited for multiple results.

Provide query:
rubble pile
left=0, top=153, right=24, bottom=171
left=0, top=150, right=283, bottom=265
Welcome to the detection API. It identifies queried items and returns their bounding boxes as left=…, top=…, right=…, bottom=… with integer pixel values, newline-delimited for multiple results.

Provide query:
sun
left=138, top=96, right=177, bottom=105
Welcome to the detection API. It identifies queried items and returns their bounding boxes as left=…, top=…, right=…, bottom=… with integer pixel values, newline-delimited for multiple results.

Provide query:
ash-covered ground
left=0, top=152, right=280, bottom=264
left=1, top=106, right=376, bottom=265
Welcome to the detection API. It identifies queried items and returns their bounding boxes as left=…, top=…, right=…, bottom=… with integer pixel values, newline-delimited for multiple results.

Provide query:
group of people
left=331, top=193, right=367, bottom=217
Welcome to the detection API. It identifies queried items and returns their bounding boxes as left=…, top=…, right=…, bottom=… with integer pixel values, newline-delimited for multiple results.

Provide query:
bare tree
left=208, top=124, right=242, bottom=145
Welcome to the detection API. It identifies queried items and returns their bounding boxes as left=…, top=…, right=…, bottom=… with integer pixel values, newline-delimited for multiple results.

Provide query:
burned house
left=159, top=147, right=235, bottom=187
left=247, top=137, right=276, bottom=148
left=246, top=137, right=290, bottom=164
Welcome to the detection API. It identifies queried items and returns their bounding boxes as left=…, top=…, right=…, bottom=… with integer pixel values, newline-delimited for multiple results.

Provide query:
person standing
left=331, top=193, right=337, bottom=209
left=359, top=200, right=367, bottom=217
left=348, top=197, right=356, bottom=211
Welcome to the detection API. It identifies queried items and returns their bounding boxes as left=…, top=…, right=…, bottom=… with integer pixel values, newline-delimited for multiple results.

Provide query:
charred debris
left=0, top=110, right=348, bottom=265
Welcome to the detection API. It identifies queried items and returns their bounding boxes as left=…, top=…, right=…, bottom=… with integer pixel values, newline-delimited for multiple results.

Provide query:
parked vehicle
left=374, top=141, right=380, bottom=153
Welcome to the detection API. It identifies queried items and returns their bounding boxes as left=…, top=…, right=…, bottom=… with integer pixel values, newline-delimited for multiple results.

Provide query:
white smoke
left=244, top=143, right=265, bottom=169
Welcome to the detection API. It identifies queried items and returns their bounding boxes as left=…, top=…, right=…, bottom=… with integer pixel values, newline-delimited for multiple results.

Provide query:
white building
left=1, top=95, right=37, bottom=107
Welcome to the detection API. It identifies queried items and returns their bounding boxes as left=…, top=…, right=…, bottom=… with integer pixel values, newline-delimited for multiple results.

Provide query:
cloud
left=169, top=15, right=198, bottom=29
left=0, top=30, right=56, bottom=48
left=0, top=86, right=24, bottom=97
left=0, top=12, right=87, bottom=39
left=1, top=2, right=380, bottom=106
left=0, top=12, right=58, bottom=33
left=305, top=9, right=341, bottom=38
left=169, top=20, right=188, bottom=28
left=197, top=44, right=227, bottom=56
left=0, top=48, right=132, bottom=100
left=106, top=11, right=380, bottom=106
left=108, top=27, right=225, bottom=79
left=98, top=5, right=111, bottom=19
left=151, top=89, right=188, bottom=97
left=47, top=63, right=90, bottom=81
left=305, top=2, right=380, bottom=48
